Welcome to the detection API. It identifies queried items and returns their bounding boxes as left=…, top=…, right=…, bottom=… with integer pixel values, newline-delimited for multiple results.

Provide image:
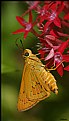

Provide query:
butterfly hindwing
left=29, top=55, right=58, bottom=94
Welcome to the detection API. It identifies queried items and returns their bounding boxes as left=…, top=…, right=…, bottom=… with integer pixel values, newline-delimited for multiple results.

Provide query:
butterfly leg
left=43, top=60, right=64, bottom=71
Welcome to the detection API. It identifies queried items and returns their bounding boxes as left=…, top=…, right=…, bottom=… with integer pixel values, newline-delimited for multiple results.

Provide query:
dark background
left=1, top=1, right=69, bottom=121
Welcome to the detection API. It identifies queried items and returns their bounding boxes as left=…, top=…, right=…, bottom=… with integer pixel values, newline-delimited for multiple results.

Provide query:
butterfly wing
left=20, top=58, right=50, bottom=101
left=24, top=64, right=50, bottom=101
left=26, top=68, right=50, bottom=101
left=17, top=63, right=39, bottom=111
left=17, top=61, right=50, bottom=111
left=32, top=65, right=58, bottom=95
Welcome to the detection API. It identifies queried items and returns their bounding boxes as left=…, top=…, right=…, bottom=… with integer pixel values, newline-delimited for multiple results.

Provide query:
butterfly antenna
left=20, top=39, right=24, bottom=51
left=15, top=38, right=24, bottom=51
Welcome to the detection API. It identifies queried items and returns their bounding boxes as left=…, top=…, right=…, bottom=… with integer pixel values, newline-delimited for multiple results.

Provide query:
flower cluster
left=12, top=1, right=69, bottom=76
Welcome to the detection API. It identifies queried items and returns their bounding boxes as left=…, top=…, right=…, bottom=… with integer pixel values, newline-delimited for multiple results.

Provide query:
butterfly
left=17, top=49, right=58, bottom=111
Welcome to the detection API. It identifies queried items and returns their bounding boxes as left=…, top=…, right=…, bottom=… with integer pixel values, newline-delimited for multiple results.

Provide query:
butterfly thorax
left=25, top=54, right=42, bottom=65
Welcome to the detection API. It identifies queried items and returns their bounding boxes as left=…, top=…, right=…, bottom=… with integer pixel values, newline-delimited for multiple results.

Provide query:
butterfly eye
left=24, top=52, right=29, bottom=56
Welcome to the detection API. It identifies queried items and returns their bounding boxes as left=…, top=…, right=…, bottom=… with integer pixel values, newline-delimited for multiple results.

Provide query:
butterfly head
left=22, top=49, right=32, bottom=58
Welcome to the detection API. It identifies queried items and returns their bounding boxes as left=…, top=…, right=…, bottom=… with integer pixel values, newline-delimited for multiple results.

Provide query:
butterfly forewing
left=17, top=64, right=39, bottom=111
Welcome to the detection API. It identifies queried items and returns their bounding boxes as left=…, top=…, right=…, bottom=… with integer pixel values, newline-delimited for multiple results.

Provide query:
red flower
left=26, top=1, right=40, bottom=11
left=64, top=65, right=69, bottom=71
left=50, top=29, right=69, bottom=38
left=44, top=2, right=64, bottom=31
left=37, top=1, right=64, bottom=34
left=38, top=35, right=63, bottom=61
left=63, top=1, right=69, bottom=13
left=21, top=1, right=40, bottom=17
left=39, top=35, right=62, bottom=51
left=12, top=1, right=69, bottom=77
left=12, top=11, right=36, bottom=39
left=44, top=39, right=69, bottom=76
left=38, top=49, right=46, bottom=59
left=54, top=39, right=69, bottom=76
left=64, top=13, right=69, bottom=20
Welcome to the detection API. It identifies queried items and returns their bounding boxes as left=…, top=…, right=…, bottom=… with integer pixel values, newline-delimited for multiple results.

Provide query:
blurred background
left=1, top=1, right=69, bottom=121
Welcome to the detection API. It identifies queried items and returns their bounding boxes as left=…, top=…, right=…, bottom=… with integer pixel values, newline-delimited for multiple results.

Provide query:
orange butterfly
left=17, top=49, right=58, bottom=111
